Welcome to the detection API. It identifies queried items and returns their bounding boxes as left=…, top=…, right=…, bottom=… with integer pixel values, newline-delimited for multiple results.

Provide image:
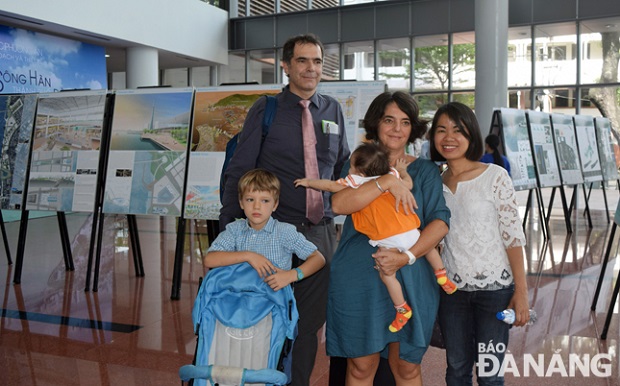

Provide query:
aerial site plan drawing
left=0, top=94, right=38, bottom=210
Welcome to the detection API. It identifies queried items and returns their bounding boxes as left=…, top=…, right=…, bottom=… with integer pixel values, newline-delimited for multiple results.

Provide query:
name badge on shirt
left=322, top=120, right=339, bottom=135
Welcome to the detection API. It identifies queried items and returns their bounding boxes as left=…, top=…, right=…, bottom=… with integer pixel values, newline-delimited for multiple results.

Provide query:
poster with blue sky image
left=0, top=25, right=107, bottom=94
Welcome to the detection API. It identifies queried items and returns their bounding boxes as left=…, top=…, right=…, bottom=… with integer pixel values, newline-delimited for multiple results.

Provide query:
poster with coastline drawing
left=526, top=111, right=561, bottom=188
left=550, top=113, right=584, bottom=186
left=103, top=88, right=194, bottom=216
left=0, top=94, right=38, bottom=210
left=498, top=108, right=537, bottom=191
left=593, top=117, right=619, bottom=182
left=573, top=115, right=603, bottom=183
left=25, top=90, right=107, bottom=212
left=184, top=84, right=282, bottom=220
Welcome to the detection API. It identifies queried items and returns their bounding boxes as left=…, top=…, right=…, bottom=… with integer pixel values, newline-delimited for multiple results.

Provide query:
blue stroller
left=179, top=263, right=298, bottom=386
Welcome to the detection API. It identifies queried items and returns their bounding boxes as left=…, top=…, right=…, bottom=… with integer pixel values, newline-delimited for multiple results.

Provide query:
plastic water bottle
left=496, top=309, right=537, bottom=325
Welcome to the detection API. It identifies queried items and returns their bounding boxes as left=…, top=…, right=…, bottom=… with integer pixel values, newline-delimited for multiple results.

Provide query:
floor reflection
left=0, top=186, right=618, bottom=385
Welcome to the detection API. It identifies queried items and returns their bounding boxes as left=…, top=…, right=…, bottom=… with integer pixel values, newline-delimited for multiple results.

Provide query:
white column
left=126, top=47, right=159, bottom=89
left=474, top=0, right=508, bottom=136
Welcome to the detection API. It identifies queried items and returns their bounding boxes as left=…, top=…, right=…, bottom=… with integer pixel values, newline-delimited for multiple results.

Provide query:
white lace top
left=442, top=164, right=526, bottom=291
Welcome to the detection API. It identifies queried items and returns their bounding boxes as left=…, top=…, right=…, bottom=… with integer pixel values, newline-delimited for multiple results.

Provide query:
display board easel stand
left=170, top=97, right=196, bottom=301
left=586, top=182, right=610, bottom=223
left=591, top=221, right=620, bottom=340
left=591, top=222, right=617, bottom=311
left=0, top=211, right=12, bottom=264
left=568, top=184, right=593, bottom=229
left=544, top=185, right=572, bottom=233
left=522, top=187, right=549, bottom=240
left=13, top=209, right=74, bottom=284
left=56, top=211, right=74, bottom=271
left=171, top=217, right=186, bottom=300
left=85, top=94, right=144, bottom=292
left=601, top=262, right=620, bottom=339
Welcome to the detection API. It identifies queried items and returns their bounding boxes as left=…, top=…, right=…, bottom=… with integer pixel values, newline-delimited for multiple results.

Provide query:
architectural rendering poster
left=0, top=94, right=38, bottom=210
left=593, top=117, right=619, bottom=182
left=499, top=108, right=537, bottom=191
left=0, top=25, right=107, bottom=94
left=103, top=88, right=194, bottom=216
left=526, top=111, right=561, bottom=188
left=25, top=90, right=107, bottom=212
left=183, top=81, right=385, bottom=219
left=550, top=113, right=584, bottom=186
left=317, top=80, right=386, bottom=151
left=184, top=84, right=281, bottom=220
left=573, top=115, right=603, bottom=183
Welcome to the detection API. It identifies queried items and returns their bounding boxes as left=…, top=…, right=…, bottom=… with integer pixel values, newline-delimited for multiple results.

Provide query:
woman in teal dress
left=326, top=91, right=450, bottom=386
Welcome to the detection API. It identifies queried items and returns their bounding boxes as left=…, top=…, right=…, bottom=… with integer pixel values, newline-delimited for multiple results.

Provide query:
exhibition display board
left=495, top=108, right=538, bottom=191
left=594, top=117, right=619, bottom=182
left=25, top=90, right=107, bottom=212
left=184, top=84, right=281, bottom=220
left=573, top=114, right=604, bottom=183
left=3, top=86, right=618, bottom=297
left=183, top=81, right=386, bottom=220
left=102, top=88, right=194, bottom=216
left=316, top=81, right=386, bottom=152
left=0, top=94, right=38, bottom=210
left=526, top=110, right=562, bottom=188
left=550, top=113, right=584, bottom=186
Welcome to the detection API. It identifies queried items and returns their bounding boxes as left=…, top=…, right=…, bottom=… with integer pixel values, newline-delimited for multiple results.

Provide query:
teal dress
left=326, top=158, right=450, bottom=363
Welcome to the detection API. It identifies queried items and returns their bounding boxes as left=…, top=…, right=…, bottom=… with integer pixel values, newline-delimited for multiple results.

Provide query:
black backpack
left=219, top=95, right=277, bottom=202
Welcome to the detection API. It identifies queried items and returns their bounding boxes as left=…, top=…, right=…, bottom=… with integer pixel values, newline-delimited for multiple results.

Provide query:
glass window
left=451, top=32, right=476, bottom=90
left=508, top=26, right=532, bottom=87
left=322, top=44, right=341, bottom=81
left=581, top=86, right=620, bottom=121
left=414, top=35, right=449, bottom=91
left=248, top=49, right=276, bottom=84
left=533, top=87, right=577, bottom=114
left=580, top=17, right=620, bottom=85
left=218, top=53, right=246, bottom=85
left=343, top=41, right=375, bottom=81
left=413, top=93, right=448, bottom=119
left=452, top=92, right=475, bottom=109
left=534, top=23, right=577, bottom=86
left=377, top=38, right=410, bottom=92
left=344, top=54, right=355, bottom=70
left=508, top=89, right=533, bottom=110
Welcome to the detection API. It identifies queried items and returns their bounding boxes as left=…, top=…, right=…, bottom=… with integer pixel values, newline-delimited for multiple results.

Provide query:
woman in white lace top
left=428, top=102, right=530, bottom=386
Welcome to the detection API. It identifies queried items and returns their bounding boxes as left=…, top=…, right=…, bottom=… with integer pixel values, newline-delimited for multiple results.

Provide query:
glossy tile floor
left=0, top=185, right=619, bottom=386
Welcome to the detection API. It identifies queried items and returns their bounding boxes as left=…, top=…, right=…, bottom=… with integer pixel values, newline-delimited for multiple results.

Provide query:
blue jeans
left=438, top=287, right=514, bottom=386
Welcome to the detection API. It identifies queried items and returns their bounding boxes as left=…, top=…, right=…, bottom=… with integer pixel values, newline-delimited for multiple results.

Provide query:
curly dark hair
left=363, top=91, right=428, bottom=144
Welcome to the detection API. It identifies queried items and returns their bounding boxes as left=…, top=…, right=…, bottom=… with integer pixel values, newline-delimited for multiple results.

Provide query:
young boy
left=295, top=142, right=456, bottom=332
left=205, top=168, right=325, bottom=292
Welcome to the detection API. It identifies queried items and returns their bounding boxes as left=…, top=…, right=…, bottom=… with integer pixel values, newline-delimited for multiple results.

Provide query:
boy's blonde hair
left=238, top=168, right=281, bottom=202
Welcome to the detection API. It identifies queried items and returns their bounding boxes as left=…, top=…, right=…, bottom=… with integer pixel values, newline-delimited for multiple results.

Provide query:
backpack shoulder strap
left=262, top=95, right=277, bottom=140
